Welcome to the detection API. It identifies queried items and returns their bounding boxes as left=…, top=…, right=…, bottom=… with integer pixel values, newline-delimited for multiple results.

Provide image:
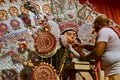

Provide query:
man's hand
left=72, top=43, right=84, bottom=49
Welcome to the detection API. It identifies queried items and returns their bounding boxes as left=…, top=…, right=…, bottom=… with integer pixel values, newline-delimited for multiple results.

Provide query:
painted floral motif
left=0, top=0, right=6, bottom=6
left=10, top=19, right=20, bottom=30
left=20, top=6, right=29, bottom=14
left=87, top=15, right=94, bottom=23
left=33, top=3, right=41, bottom=14
left=0, top=23, right=8, bottom=33
left=0, top=10, right=8, bottom=21
left=8, top=6, right=19, bottom=17
left=22, top=15, right=31, bottom=27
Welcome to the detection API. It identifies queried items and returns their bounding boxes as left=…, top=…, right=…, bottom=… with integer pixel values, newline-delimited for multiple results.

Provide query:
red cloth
left=95, top=57, right=101, bottom=80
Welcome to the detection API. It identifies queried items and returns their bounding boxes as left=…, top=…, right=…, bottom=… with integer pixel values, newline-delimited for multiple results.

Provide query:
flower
left=22, top=16, right=31, bottom=27
left=8, top=50, right=15, bottom=55
left=0, top=23, right=8, bottom=33
left=10, top=19, right=20, bottom=30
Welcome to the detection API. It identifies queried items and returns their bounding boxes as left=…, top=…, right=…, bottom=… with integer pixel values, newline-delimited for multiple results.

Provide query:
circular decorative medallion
left=0, top=10, right=8, bottom=21
left=33, top=62, right=57, bottom=80
left=87, top=15, right=94, bottom=23
left=0, top=23, right=8, bottom=33
left=8, top=6, right=19, bottom=17
left=20, top=6, right=29, bottom=14
left=34, top=31, right=57, bottom=58
left=10, top=19, right=20, bottom=30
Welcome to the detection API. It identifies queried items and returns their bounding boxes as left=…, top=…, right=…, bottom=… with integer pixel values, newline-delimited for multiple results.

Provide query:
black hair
left=61, top=29, right=77, bottom=35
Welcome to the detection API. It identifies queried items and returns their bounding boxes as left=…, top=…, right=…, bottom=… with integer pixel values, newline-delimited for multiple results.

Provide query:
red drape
left=79, top=0, right=120, bottom=25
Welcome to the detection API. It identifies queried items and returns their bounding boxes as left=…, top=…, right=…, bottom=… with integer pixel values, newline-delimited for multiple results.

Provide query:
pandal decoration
left=34, top=30, right=57, bottom=58
left=0, top=0, right=6, bottom=6
left=86, top=15, right=94, bottom=23
left=20, top=5, right=29, bottom=14
left=0, top=23, right=8, bottom=34
left=0, top=10, right=8, bottom=21
left=8, top=6, right=19, bottom=17
left=32, top=62, right=57, bottom=80
left=42, top=4, right=51, bottom=14
left=10, top=19, right=20, bottom=30
left=34, top=18, right=58, bottom=58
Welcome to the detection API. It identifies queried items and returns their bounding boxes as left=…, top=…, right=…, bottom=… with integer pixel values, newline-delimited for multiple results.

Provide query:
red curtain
left=79, top=0, right=120, bottom=25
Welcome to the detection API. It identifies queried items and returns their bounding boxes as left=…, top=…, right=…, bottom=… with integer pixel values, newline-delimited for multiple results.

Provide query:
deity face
left=63, top=30, right=77, bottom=44
left=42, top=4, right=51, bottom=14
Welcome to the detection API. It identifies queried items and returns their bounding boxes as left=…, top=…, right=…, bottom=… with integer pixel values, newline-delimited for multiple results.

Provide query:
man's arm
left=86, top=41, right=106, bottom=60
left=72, top=43, right=95, bottom=51
left=83, top=44, right=95, bottom=51
left=95, top=41, right=106, bottom=57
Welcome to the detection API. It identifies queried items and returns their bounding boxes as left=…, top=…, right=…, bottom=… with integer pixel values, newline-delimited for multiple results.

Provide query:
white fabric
left=97, top=28, right=120, bottom=76
left=69, top=44, right=80, bottom=62
left=48, top=20, right=60, bottom=39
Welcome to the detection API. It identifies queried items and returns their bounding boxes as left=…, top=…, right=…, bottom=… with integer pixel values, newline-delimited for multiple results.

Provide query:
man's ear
left=94, top=23, right=101, bottom=32
left=99, top=25, right=102, bottom=29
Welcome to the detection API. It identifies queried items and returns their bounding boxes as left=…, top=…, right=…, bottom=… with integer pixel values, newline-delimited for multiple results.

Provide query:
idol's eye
left=66, top=31, right=76, bottom=37
left=67, top=32, right=72, bottom=36
left=72, top=33, right=76, bottom=37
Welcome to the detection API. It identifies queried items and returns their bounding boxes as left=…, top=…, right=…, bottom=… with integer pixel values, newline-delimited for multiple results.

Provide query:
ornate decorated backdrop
left=0, top=0, right=118, bottom=80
